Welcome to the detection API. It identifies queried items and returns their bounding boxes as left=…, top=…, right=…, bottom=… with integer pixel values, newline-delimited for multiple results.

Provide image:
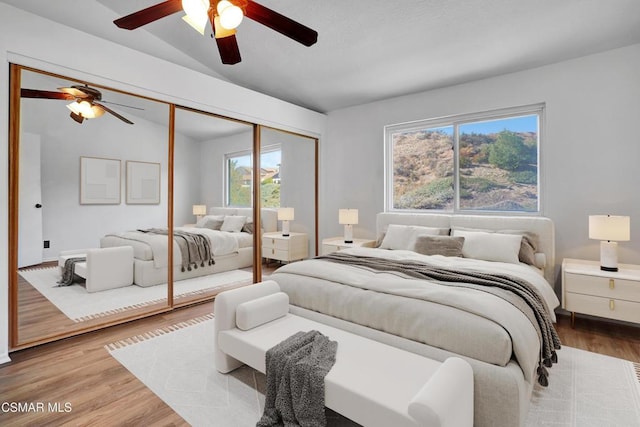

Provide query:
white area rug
left=107, top=317, right=640, bottom=427
left=19, top=267, right=252, bottom=322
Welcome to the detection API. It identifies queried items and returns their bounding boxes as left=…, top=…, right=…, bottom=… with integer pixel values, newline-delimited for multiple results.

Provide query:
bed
left=100, top=207, right=277, bottom=287
left=270, top=212, right=560, bottom=427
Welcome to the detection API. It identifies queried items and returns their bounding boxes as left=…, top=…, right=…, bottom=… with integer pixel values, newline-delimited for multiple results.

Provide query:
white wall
left=322, top=43, right=640, bottom=292
left=0, top=3, right=326, bottom=363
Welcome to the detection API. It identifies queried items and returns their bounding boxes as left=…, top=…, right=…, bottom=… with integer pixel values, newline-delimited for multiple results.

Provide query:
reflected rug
left=107, top=317, right=640, bottom=427
left=19, top=267, right=252, bottom=322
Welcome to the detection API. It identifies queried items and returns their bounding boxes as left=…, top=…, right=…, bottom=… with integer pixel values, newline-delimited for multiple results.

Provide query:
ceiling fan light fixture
left=217, top=0, right=243, bottom=30
left=66, top=101, right=105, bottom=120
left=213, top=16, right=236, bottom=38
left=182, top=0, right=210, bottom=33
left=182, top=13, right=207, bottom=35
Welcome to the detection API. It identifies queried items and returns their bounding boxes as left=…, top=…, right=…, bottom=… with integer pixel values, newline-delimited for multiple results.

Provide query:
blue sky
left=428, top=114, right=537, bottom=135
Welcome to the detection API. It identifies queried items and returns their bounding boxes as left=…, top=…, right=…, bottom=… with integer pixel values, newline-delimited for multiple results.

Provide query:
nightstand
left=321, top=237, right=376, bottom=255
left=262, top=231, right=308, bottom=263
left=562, top=258, right=640, bottom=327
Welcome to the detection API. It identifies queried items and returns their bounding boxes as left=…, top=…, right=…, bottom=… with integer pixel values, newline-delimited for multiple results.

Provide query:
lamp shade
left=339, top=209, right=358, bottom=225
left=278, top=207, right=295, bottom=221
left=589, top=215, right=630, bottom=241
left=192, top=204, right=207, bottom=216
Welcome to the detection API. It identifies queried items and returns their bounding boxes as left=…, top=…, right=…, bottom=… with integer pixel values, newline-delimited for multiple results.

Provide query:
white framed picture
left=126, top=160, right=160, bottom=204
left=79, top=156, right=121, bottom=204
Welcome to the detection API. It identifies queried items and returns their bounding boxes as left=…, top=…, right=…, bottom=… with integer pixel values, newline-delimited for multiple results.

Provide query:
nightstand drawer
left=263, top=238, right=289, bottom=250
left=565, top=293, right=640, bottom=323
left=322, top=244, right=341, bottom=255
left=564, top=272, right=639, bottom=301
left=261, top=246, right=289, bottom=261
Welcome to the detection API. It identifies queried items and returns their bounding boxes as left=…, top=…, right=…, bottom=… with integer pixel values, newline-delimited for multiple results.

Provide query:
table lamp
left=589, top=215, right=630, bottom=271
left=339, top=209, right=358, bottom=244
left=278, top=207, right=294, bottom=237
left=192, top=204, right=207, bottom=221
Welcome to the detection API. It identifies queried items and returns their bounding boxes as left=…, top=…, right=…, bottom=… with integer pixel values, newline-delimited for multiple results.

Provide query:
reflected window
left=225, top=146, right=281, bottom=207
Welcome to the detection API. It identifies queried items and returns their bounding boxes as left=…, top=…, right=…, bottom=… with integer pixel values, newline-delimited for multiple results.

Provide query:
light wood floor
left=1, top=297, right=639, bottom=425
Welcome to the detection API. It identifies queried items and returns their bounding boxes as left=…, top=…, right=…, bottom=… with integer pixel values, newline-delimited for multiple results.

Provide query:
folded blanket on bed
left=57, top=256, right=86, bottom=286
left=139, top=228, right=215, bottom=272
left=258, top=330, right=337, bottom=427
left=318, top=252, right=561, bottom=386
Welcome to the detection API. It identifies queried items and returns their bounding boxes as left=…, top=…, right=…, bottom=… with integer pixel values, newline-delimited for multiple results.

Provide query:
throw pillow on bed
left=452, top=229, right=522, bottom=264
left=451, top=226, right=539, bottom=266
left=413, top=235, right=465, bottom=257
left=196, top=215, right=225, bottom=230
left=379, top=224, right=449, bottom=250
left=221, top=215, right=247, bottom=232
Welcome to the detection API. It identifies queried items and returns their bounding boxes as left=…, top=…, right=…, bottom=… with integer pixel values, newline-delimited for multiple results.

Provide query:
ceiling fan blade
left=244, top=1, right=318, bottom=46
left=20, top=89, right=74, bottom=100
left=94, top=102, right=134, bottom=125
left=215, top=35, right=242, bottom=65
left=114, top=0, right=183, bottom=30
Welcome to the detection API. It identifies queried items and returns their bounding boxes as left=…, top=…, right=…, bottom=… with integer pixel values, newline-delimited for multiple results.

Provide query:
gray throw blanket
left=258, top=330, right=338, bottom=427
left=138, top=228, right=214, bottom=272
left=56, top=256, right=86, bottom=286
left=318, top=252, right=561, bottom=387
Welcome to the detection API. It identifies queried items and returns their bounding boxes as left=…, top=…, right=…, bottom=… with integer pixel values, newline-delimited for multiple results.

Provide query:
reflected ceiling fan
left=113, top=0, right=318, bottom=65
left=21, top=85, right=136, bottom=125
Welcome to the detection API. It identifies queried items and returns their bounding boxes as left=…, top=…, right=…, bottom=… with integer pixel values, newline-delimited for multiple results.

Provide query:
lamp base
left=282, top=220, right=290, bottom=237
left=343, top=224, right=353, bottom=244
left=599, top=241, right=618, bottom=272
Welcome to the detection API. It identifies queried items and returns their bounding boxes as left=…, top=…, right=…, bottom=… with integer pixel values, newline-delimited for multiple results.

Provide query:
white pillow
left=452, top=229, right=522, bottom=264
left=380, top=224, right=447, bottom=250
left=196, top=214, right=225, bottom=230
left=220, top=215, right=247, bottom=233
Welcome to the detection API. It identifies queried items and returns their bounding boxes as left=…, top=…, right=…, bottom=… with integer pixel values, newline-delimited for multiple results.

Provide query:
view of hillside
left=393, top=128, right=538, bottom=211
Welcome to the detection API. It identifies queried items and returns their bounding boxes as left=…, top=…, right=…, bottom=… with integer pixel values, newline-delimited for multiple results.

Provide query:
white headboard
left=376, top=213, right=556, bottom=284
left=208, top=207, right=278, bottom=233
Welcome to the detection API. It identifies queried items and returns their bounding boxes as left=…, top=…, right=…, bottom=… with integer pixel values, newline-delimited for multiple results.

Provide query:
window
left=225, top=146, right=282, bottom=207
left=385, top=105, right=542, bottom=213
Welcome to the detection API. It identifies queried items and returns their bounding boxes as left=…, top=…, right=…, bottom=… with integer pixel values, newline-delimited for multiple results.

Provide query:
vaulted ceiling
left=4, top=0, right=640, bottom=113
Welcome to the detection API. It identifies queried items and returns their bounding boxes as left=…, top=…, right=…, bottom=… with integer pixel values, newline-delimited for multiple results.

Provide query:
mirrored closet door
left=10, top=65, right=171, bottom=348
left=172, top=107, right=255, bottom=306
left=259, top=127, right=318, bottom=266
left=8, top=65, right=320, bottom=351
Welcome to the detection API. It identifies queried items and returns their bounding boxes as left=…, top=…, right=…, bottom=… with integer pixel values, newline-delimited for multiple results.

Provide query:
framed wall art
left=79, top=156, right=121, bottom=204
left=126, top=160, right=161, bottom=204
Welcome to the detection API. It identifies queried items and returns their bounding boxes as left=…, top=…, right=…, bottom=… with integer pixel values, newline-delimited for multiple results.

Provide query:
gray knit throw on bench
left=57, top=256, right=86, bottom=287
left=258, top=330, right=338, bottom=427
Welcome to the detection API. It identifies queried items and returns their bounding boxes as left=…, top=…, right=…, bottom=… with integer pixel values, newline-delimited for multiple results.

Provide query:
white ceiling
left=4, top=0, right=640, bottom=113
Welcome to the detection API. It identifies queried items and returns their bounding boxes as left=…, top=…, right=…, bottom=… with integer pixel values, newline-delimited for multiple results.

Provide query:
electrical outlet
left=43, top=240, right=50, bottom=249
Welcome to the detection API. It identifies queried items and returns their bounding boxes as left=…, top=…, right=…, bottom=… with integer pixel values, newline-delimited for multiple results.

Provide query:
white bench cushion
left=219, top=314, right=452, bottom=427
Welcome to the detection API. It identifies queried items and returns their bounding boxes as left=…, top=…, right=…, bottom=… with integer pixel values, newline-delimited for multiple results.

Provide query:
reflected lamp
left=193, top=204, right=207, bottom=221
left=278, top=207, right=294, bottom=237
left=339, top=209, right=358, bottom=244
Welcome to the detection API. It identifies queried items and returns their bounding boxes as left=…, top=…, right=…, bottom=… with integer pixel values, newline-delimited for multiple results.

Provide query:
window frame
left=384, top=103, right=545, bottom=215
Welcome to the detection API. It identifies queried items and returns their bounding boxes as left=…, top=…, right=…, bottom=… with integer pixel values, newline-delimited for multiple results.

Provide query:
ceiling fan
left=113, top=0, right=318, bottom=65
left=20, top=85, right=135, bottom=125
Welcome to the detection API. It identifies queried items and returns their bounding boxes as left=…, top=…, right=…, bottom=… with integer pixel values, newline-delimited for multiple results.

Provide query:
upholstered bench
left=58, top=246, right=134, bottom=292
left=214, top=281, right=474, bottom=427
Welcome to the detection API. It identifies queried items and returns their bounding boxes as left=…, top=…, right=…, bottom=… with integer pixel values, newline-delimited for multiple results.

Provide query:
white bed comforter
left=102, top=227, right=241, bottom=268
left=271, top=247, right=560, bottom=383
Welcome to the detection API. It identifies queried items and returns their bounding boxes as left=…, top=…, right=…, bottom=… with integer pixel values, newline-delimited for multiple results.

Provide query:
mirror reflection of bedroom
left=11, top=65, right=319, bottom=349
left=14, top=67, right=171, bottom=344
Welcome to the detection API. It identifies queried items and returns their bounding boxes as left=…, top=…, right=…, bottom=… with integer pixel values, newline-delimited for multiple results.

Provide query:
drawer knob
left=609, top=279, right=615, bottom=289
left=272, top=249, right=275, bottom=255
left=609, top=299, right=615, bottom=311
